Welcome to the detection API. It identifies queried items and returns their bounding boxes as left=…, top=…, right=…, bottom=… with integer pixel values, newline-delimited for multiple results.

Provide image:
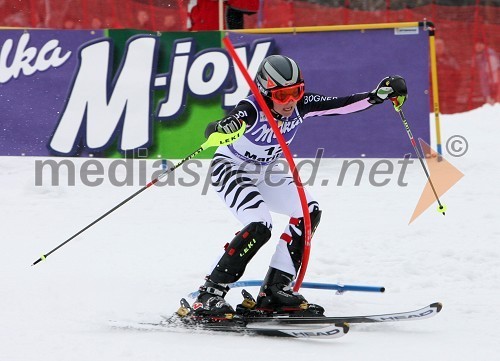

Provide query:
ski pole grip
left=202, top=122, right=246, bottom=150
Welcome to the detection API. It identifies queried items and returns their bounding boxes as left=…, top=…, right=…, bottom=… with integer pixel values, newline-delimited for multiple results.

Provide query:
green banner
left=104, top=30, right=224, bottom=159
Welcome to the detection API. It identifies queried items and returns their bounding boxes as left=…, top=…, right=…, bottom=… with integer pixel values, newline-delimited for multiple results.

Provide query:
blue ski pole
left=189, top=280, right=385, bottom=298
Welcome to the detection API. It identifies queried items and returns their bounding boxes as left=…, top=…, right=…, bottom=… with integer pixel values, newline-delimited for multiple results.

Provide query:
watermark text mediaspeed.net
left=34, top=137, right=466, bottom=223
left=34, top=149, right=417, bottom=194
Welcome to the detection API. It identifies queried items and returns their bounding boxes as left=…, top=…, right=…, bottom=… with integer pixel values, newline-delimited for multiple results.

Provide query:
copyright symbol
left=446, top=135, right=468, bottom=157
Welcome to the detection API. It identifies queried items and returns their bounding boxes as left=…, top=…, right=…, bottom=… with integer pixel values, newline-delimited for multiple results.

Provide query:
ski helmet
left=256, top=55, right=304, bottom=98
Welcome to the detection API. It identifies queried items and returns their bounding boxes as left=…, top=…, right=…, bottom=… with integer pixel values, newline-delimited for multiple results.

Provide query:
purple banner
left=1, top=30, right=104, bottom=156
left=229, top=28, right=430, bottom=158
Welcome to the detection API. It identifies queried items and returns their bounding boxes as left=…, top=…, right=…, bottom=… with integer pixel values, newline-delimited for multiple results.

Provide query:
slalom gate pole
left=394, top=107, right=446, bottom=215
left=222, top=36, right=312, bottom=292
left=31, top=126, right=246, bottom=266
left=188, top=280, right=385, bottom=298
left=427, top=23, right=444, bottom=161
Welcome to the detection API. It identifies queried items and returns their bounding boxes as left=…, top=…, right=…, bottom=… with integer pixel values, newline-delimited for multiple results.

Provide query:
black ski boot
left=255, top=268, right=324, bottom=316
left=255, top=267, right=309, bottom=311
left=192, top=278, right=235, bottom=316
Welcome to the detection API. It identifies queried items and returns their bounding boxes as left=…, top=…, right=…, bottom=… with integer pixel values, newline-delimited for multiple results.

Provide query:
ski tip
left=431, top=302, right=443, bottom=313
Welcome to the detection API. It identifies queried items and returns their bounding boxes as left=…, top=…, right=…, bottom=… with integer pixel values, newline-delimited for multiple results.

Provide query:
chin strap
left=270, top=108, right=284, bottom=120
left=261, top=95, right=284, bottom=120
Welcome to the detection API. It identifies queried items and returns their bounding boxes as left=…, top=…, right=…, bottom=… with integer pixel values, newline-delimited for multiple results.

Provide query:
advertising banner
left=0, top=27, right=430, bottom=158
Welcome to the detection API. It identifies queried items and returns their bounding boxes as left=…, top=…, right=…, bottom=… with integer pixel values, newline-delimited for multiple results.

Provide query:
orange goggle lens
left=270, top=83, right=305, bottom=104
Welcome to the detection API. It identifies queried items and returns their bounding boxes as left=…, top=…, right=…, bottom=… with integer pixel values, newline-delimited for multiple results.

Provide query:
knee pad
left=286, top=208, right=322, bottom=273
left=209, top=222, right=271, bottom=284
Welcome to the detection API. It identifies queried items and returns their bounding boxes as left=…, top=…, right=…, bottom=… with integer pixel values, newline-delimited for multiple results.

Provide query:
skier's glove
left=369, top=75, right=408, bottom=111
left=216, top=115, right=243, bottom=134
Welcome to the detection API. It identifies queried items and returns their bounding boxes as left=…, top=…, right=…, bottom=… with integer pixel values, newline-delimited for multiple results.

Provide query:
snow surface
left=1, top=104, right=499, bottom=361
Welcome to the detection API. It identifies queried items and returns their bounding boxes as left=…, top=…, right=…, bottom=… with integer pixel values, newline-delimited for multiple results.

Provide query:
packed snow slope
left=1, top=105, right=499, bottom=361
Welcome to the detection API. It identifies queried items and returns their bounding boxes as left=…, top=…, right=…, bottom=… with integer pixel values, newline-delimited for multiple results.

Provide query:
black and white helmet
left=256, top=55, right=303, bottom=97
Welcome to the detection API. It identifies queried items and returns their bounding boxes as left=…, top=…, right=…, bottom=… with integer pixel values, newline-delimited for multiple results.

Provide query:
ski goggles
left=269, top=83, right=305, bottom=104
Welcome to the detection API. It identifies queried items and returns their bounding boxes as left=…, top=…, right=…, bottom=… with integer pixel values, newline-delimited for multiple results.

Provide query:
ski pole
left=31, top=125, right=246, bottom=266
left=393, top=104, right=446, bottom=215
left=188, top=280, right=385, bottom=298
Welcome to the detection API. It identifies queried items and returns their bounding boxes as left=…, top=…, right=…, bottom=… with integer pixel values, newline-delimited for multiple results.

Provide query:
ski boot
left=255, top=267, right=324, bottom=316
left=192, top=278, right=235, bottom=317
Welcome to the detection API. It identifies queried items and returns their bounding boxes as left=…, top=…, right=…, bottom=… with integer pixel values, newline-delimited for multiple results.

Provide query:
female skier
left=192, top=55, right=407, bottom=316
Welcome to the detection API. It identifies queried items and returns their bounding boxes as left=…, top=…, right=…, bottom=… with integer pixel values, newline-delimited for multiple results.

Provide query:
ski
left=240, top=302, right=443, bottom=325
left=231, top=290, right=442, bottom=325
left=111, top=315, right=348, bottom=339
left=165, top=315, right=349, bottom=339
left=159, top=298, right=349, bottom=339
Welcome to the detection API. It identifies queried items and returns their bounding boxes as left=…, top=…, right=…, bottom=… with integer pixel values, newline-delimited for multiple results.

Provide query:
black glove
left=369, top=75, right=408, bottom=110
left=216, top=115, right=243, bottom=134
